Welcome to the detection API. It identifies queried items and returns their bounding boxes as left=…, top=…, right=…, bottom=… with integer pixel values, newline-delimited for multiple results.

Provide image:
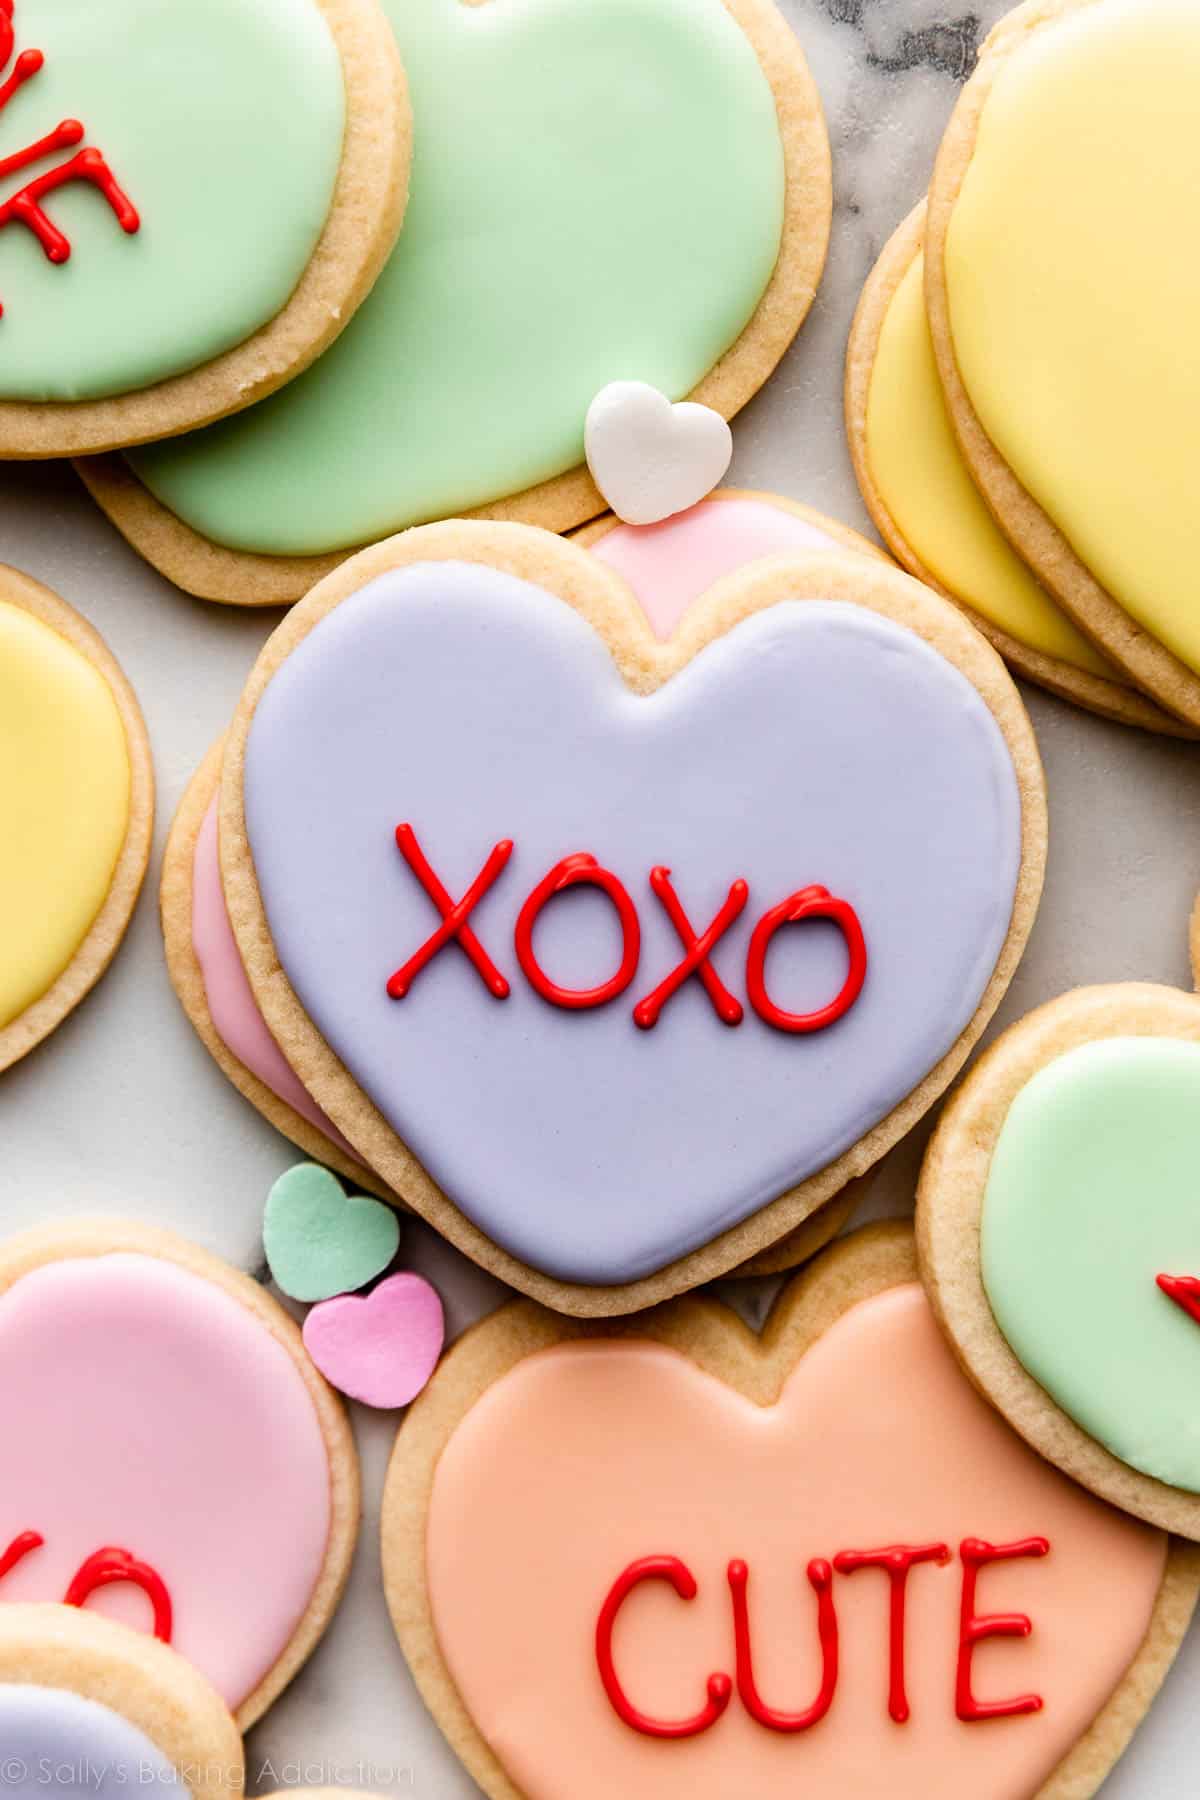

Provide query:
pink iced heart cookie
left=303, top=1272, right=444, bottom=1410
left=0, top=1221, right=358, bottom=1729
left=382, top=1225, right=1197, bottom=1800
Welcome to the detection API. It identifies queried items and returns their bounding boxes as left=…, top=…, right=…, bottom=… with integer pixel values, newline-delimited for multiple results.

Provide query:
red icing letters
left=598, top=1539, right=1050, bottom=1739
left=388, top=824, right=513, bottom=1000
left=833, top=1542, right=950, bottom=1723
left=0, top=1529, right=173, bottom=1645
left=515, top=854, right=641, bottom=1011
left=633, top=869, right=748, bottom=1030
left=387, top=831, right=869, bottom=1032
left=595, top=1556, right=732, bottom=1739
left=0, top=1, right=140, bottom=317
left=0, top=1528, right=42, bottom=1581
left=955, top=1537, right=1049, bottom=1723
left=746, top=884, right=867, bottom=1034
left=728, top=1556, right=838, bottom=1733
left=64, top=1545, right=174, bottom=1644
left=1157, top=1273, right=1200, bottom=1326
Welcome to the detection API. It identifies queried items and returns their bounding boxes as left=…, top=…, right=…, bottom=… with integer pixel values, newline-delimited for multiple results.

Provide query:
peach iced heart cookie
left=382, top=1223, right=1197, bottom=1800
left=0, top=565, right=152, bottom=1072
left=919, top=895, right=1200, bottom=1538
left=0, top=1219, right=358, bottom=1727
left=0, top=1605, right=242, bottom=1800
left=80, top=0, right=832, bottom=605
left=214, top=518, right=1044, bottom=1312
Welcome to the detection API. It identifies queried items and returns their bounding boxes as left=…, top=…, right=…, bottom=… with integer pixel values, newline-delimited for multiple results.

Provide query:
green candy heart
left=264, top=1164, right=401, bottom=1304
left=982, top=1036, right=1200, bottom=1493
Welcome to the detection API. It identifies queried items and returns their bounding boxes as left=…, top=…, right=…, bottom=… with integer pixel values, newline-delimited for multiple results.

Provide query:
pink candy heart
left=302, top=1273, right=444, bottom=1410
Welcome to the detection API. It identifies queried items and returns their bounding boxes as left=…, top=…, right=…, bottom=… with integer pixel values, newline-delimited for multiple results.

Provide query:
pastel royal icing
left=0, top=1687, right=176, bottom=1795
left=0, top=1252, right=332, bottom=1709
left=866, top=251, right=1113, bottom=679
left=127, top=0, right=785, bottom=555
left=0, top=0, right=344, bottom=401
left=589, top=496, right=844, bottom=640
left=0, top=599, right=128, bottom=1030
left=426, top=1284, right=1165, bottom=1798
left=191, top=498, right=847, bottom=1139
left=242, top=561, right=1022, bottom=1285
left=192, top=798, right=359, bottom=1160
left=943, top=0, right=1200, bottom=673
left=982, top=1036, right=1200, bottom=1494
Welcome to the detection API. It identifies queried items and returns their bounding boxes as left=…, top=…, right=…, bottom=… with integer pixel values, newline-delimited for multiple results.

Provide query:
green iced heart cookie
left=128, top=0, right=790, bottom=554
left=982, top=1036, right=1200, bottom=1493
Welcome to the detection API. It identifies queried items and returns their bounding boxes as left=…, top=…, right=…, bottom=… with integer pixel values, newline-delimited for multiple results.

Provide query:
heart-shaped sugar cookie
left=0, top=1605, right=244, bottom=1800
left=925, top=0, right=1200, bottom=723
left=0, top=1220, right=357, bottom=1727
left=0, top=0, right=405, bottom=454
left=220, top=520, right=1042, bottom=1314
left=919, top=905, right=1200, bottom=1536
left=383, top=1224, right=1196, bottom=1800
left=98, top=0, right=832, bottom=603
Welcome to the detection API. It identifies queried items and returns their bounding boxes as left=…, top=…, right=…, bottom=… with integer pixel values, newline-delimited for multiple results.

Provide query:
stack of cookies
left=3, top=0, right=1200, bottom=1796
left=848, top=0, right=1200, bottom=737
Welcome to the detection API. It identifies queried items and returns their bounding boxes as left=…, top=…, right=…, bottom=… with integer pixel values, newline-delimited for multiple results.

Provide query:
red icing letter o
left=746, top=885, right=866, bottom=1034
left=64, top=1546, right=174, bottom=1644
left=595, top=1555, right=732, bottom=1739
left=515, top=854, right=641, bottom=1010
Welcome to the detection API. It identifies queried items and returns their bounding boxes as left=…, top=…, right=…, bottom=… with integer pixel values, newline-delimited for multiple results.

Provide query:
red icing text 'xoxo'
left=386, top=827, right=868, bottom=1034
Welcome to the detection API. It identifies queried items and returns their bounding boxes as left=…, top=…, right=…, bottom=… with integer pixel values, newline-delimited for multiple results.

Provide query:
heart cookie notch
left=220, top=518, right=1044, bottom=1314
left=919, top=897, right=1200, bottom=1537
left=382, top=1223, right=1196, bottom=1800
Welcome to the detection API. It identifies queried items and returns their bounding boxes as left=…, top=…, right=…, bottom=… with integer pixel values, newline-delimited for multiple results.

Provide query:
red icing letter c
left=595, top=1555, right=732, bottom=1739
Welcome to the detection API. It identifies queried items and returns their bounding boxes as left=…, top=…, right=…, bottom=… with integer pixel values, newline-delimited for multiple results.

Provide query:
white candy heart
left=585, top=381, right=733, bottom=525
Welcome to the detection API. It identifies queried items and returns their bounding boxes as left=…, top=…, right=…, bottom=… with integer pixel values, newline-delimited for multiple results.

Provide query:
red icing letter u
left=727, top=1556, right=839, bottom=1732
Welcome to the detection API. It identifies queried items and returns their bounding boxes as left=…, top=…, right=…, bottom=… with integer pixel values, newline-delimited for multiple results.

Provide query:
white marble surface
left=0, top=1, right=1197, bottom=1793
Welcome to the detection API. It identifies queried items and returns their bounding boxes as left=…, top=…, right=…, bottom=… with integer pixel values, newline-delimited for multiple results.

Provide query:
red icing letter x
left=633, top=868, right=749, bottom=1030
left=387, top=824, right=513, bottom=1001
